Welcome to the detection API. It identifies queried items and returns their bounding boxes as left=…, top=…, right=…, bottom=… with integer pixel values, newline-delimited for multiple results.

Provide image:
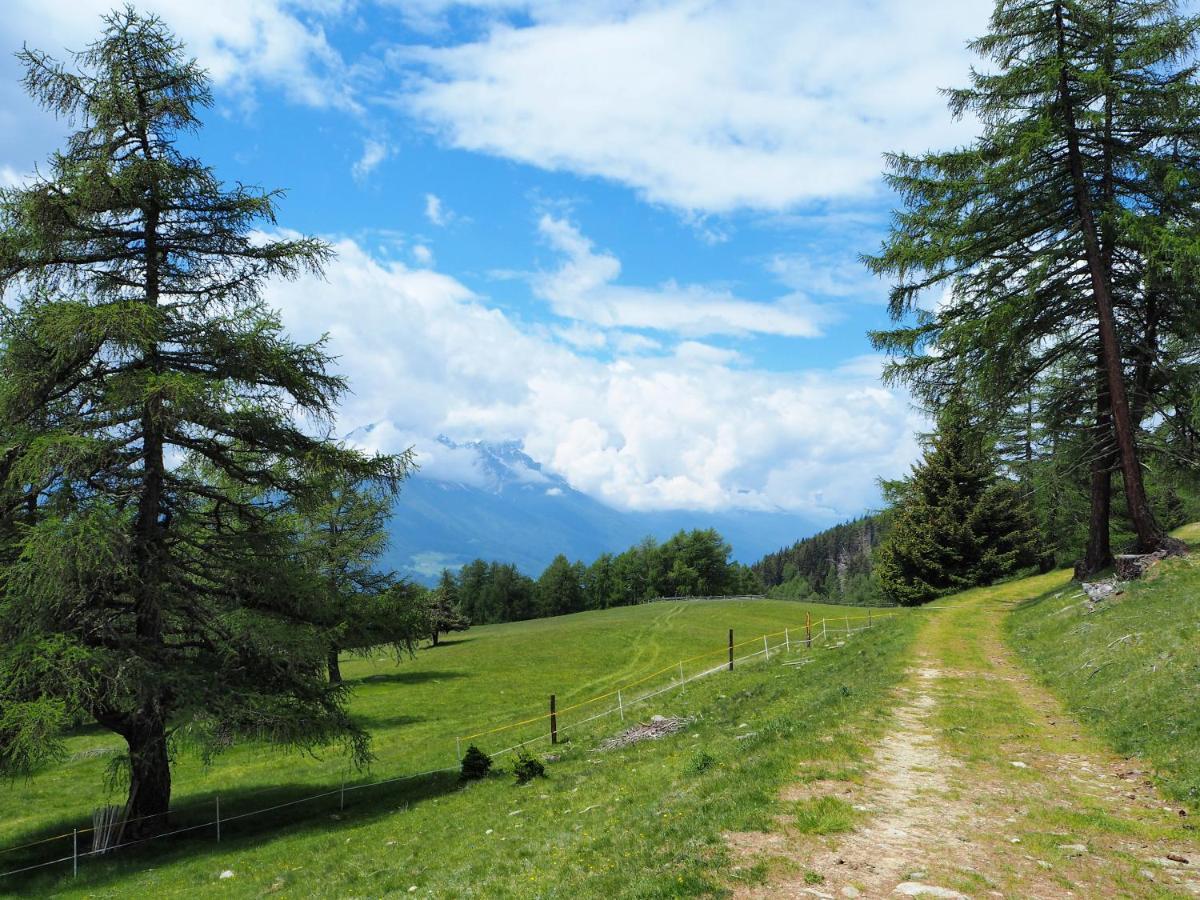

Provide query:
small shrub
left=460, top=745, right=492, bottom=781
left=685, top=750, right=716, bottom=775
left=511, top=751, right=546, bottom=784
left=804, top=870, right=825, bottom=885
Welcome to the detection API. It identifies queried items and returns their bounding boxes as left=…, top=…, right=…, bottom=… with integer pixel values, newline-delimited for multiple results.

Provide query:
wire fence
left=0, top=609, right=898, bottom=885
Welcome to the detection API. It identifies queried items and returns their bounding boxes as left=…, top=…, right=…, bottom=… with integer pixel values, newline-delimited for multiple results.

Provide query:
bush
left=511, top=751, right=546, bottom=784
left=460, top=745, right=492, bottom=781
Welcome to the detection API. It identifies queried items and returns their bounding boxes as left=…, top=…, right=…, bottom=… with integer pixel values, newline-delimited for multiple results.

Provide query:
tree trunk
left=328, top=648, right=342, bottom=684
left=431, top=630, right=440, bottom=647
left=1082, top=376, right=1115, bottom=576
left=1053, top=3, right=1180, bottom=555
left=124, top=712, right=171, bottom=838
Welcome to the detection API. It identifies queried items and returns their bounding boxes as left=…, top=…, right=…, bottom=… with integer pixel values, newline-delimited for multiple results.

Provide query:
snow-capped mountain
left=377, top=437, right=820, bottom=584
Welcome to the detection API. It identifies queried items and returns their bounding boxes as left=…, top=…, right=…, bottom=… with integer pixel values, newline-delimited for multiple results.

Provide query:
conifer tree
left=0, top=8, right=391, bottom=833
left=427, top=569, right=469, bottom=646
left=866, top=0, right=1200, bottom=562
left=875, top=400, right=1038, bottom=606
left=296, top=463, right=413, bottom=682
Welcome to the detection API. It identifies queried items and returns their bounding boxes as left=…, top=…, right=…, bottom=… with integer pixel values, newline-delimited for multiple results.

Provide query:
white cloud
left=0, top=165, right=26, bottom=188
left=424, top=193, right=451, bottom=226
left=532, top=214, right=829, bottom=338
left=3, top=0, right=356, bottom=111
left=396, top=0, right=991, bottom=213
left=266, top=237, right=923, bottom=517
left=412, top=244, right=435, bottom=266
left=352, top=139, right=390, bottom=180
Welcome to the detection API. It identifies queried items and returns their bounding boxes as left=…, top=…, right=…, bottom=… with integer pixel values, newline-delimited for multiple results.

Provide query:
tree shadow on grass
left=355, top=669, right=469, bottom=686
left=3, top=766, right=469, bottom=894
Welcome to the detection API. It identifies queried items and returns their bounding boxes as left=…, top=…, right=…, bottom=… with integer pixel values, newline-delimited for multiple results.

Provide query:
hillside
left=378, top=437, right=822, bottom=582
left=1007, top=522, right=1200, bottom=810
left=752, top=512, right=891, bottom=605
left=5, top=540, right=1200, bottom=896
left=2, top=597, right=904, bottom=896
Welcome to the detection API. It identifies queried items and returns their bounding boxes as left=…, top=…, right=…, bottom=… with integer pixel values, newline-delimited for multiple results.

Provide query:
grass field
left=1, top=597, right=914, bottom=897
left=1006, top=523, right=1200, bottom=812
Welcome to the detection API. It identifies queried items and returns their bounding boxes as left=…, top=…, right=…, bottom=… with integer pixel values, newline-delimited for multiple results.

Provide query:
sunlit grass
left=3, top=598, right=913, bottom=897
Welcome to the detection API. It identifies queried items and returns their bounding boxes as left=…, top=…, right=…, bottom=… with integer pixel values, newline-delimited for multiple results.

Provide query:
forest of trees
left=449, top=528, right=763, bottom=626
left=753, top=514, right=890, bottom=605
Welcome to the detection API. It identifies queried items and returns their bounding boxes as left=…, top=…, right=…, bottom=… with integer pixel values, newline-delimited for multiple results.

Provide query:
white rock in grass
left=1010, top=761, right=1028, bottom=768
left=408, top=886, right=417, bottom=893
left=893, top=884, right=966, bottom=898
left=219, top=870, right=234, bottom=880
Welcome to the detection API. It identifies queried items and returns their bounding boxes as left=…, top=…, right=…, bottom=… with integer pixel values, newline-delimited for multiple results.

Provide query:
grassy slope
left=3, top=599, right=915, bottom=897
left=1006, top=523, right=1200, bottom=812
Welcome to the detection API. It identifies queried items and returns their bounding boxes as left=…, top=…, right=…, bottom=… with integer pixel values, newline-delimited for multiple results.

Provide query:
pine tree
left=0, top=9, right=391, bottom=834
left=866, top=0, right=1200, bottom=562
left=875, top=400, right=1038, bottom=606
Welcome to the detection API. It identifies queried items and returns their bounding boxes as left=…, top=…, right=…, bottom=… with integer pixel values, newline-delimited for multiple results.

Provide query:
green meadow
left=2, top=598, right=909, bottom=897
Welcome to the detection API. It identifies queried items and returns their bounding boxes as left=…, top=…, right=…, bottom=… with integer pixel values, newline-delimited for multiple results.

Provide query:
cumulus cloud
left=265, top=237, right=924, bottom=518
left=533, top=214, right=830, bottom=337
left=395, top=0, right=991, bottom=212
left=2, top=0, right=356, bottom=111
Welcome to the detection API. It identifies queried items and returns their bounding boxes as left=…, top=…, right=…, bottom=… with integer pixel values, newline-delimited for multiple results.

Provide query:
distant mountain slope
left=751, top=512, right=891, bottom=603
left=378, top=438, right=822, bottom=583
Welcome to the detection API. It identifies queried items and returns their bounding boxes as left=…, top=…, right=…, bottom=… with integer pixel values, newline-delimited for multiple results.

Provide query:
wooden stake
left=805, top=612, right=812, bottom=649
left=550, top=694, right=558, bottom=745
left=728, top=629, right=734, bottom=671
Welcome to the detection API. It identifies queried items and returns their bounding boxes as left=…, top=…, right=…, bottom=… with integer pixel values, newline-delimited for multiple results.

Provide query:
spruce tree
left=0, top=9, right=390, bottom=833
left=875, top=400, right=1038, bottom=606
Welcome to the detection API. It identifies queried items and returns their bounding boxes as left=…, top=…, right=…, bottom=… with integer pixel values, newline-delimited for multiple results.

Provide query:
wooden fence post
left=728, top=629, right=734, bottom=671
left=550, top=694, right=558, bottom=745
left=805, top=612, right=812, bottom=648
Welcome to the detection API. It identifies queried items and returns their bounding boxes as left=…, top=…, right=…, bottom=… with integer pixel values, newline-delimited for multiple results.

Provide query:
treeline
left=441, top=529, right=763, bottom=625
left=753, top=514, right=891, bottom=606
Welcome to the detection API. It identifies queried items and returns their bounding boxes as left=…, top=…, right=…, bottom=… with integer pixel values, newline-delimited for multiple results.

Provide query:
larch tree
left=865, top=0, right=1200, bottom=567
left=0, top=8, right=393, bottom=834
left=295, top=462, right=413, bottom=683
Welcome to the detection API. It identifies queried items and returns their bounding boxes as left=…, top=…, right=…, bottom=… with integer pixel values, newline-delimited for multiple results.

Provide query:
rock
left=1058, top=843, right=1089, bottom=856
left=407, top=887, right=417, bottom=893
left=1081, top=579, right=1122, bottom=602
left=1010, top=761, right=1028, bottom=769
left=485, top=829, right=493, bottom=835
left=652, top=715, right=666, bottom=723
left=840, top=887, right=861, bottom=898
left=892, top=883, right=967, bottom=898
left=1140, top=869, right=1156, bottom=881
left=1168, top=854, right=1191, bottom=865
left=219, top=870, right=234, bottom=879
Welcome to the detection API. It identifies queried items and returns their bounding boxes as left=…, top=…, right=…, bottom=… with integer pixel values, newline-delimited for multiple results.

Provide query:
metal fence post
left=216, top=795, right=221, bottom=843
left=550, top=694, right=558, bottom=744
left=728, top=629, right=734, bottom=670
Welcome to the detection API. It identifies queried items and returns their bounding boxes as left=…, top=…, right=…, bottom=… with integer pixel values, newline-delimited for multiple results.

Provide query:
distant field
left=2, top=597, right=901, bottom=895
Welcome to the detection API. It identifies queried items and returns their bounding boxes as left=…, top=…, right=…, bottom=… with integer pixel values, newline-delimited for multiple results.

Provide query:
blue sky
left=0, top=0, right=994, bottom=523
